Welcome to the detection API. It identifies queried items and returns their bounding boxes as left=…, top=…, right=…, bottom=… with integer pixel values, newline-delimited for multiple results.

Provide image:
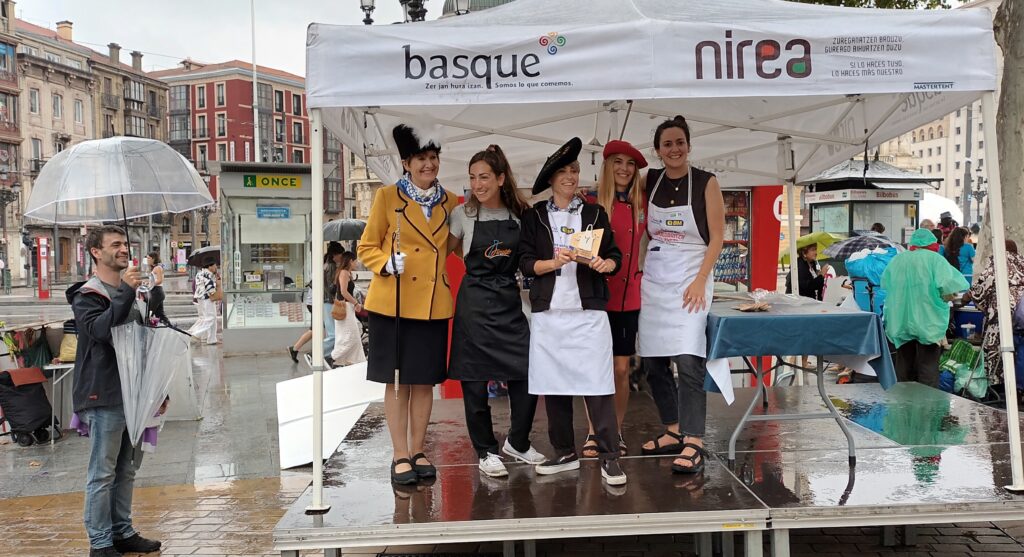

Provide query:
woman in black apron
left=449, top=145, right=545, bottom=478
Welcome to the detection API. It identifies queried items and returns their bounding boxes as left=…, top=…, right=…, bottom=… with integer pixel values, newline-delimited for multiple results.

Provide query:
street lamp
left=454, top=0, right=471, bottom=15
left=407, top=0, right=428, bottom=22
left=973, top=166, right=987, bottom=224
left=360, top=0, right=375, bottom=25
left=0, top=182, right=21, bottom=260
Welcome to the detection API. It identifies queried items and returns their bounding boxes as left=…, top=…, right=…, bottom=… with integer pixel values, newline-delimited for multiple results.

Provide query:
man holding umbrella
left=67, top=225, right=161, bottom=557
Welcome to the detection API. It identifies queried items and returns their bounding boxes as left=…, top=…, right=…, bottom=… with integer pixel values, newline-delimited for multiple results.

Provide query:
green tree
left=792, top=0, right=949, bottom=8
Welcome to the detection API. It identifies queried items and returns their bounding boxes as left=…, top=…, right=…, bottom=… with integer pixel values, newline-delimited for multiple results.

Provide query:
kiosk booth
left=212, top=162, right=313, bottom=356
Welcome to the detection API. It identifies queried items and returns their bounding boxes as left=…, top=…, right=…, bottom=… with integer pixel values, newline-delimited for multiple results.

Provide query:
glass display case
left=715, top=190, right=751, bottom=291
left=225, top=291, right=310, bottom=329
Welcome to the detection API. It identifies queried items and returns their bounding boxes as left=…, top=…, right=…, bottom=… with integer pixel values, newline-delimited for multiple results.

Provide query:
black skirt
left=366, top=312, right=449, bottom=385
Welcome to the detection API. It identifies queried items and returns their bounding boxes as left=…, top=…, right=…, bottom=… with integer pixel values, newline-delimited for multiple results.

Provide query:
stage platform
left=273, top=383, right=1024, bottom=557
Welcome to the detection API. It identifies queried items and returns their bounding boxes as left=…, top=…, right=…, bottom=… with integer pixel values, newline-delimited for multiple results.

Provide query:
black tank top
left=645, top=167, right=715, bottom=246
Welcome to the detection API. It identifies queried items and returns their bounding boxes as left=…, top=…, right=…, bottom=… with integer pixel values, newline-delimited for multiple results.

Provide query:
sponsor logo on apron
left=484, top=240, right=513, bottom=259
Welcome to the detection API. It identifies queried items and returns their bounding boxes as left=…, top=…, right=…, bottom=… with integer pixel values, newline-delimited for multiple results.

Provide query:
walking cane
left=392, top=209, right=402, bottom=399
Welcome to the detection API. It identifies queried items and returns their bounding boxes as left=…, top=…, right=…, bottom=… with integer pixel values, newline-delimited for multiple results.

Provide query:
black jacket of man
left=66, top=276, right=137, bottom=412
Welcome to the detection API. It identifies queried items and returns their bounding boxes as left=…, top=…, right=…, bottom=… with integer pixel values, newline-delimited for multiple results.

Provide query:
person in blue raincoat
left=880, top=228, right=970, bottom=388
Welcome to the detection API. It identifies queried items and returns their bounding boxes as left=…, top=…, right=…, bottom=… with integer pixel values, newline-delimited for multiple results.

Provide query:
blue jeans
left=322, top=302, right=336, bottom=358
left=81, top=406, right=142, bottom=549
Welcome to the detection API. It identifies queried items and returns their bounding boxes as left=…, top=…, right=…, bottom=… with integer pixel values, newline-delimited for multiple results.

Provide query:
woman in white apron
left=638, top=116, right=725, bottom=474
left=519, top=137, right=626, bottom=486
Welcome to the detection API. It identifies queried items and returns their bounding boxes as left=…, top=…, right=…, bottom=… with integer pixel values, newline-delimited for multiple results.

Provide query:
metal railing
left=102, top=93, right=119, bottom=109
left=147, top=105, right=162, bottom=119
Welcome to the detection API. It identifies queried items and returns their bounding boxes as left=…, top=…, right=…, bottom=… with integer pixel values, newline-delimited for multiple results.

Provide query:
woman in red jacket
left=582, top=140, right=647, bottom=458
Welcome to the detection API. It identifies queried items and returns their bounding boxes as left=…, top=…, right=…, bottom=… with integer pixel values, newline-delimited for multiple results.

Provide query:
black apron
left=449, top=210, right=530, bottom=381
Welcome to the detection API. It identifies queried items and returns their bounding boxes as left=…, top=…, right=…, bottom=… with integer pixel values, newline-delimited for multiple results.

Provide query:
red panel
left=749, top=186, right=783, bottom=292
left=440, top=194, right=467, bottom=400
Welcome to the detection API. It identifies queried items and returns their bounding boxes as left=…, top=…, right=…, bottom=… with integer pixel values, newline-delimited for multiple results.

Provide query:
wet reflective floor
left=277, top=382, right=1024, bottom=555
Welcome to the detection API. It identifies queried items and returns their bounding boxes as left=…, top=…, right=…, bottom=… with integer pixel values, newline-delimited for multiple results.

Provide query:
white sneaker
left=478, top=453, right=508, bottom=478
left=502, top=439, right=547, bottom=464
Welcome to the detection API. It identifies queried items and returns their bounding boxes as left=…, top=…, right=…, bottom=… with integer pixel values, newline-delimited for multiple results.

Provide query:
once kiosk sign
left=243, top=175, right=303, bottom=189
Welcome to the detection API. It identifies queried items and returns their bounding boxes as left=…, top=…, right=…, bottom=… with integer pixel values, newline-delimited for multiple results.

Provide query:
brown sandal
left=581, top=435, right=600, bottom=458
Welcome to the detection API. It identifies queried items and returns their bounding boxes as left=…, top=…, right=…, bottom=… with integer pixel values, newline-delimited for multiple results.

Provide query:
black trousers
left=894, top=341, right=942, bottom=388
left=644, top=355, right=708, bottom=437
left=461, top=380, right=538, bottom=458
left=544, top=394, right=619, bottom=461
left=147, top=286, right=170, bottom=324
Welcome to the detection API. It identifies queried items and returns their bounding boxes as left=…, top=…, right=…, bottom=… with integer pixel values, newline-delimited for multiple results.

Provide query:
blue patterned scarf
left=547, top=195, right=583, bottom=214
left=398, top=173, right=444, bottom=218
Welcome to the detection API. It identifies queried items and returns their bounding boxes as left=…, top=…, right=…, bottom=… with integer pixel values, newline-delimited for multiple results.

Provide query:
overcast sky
left=18, top=0, right=429, bottom=77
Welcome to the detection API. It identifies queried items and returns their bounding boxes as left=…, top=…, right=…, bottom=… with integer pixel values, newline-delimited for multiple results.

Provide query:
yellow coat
left=357, top=185, right=459, bottom=320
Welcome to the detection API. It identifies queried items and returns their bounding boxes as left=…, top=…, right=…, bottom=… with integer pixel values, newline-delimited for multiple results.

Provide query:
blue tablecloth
left=706, top=300, right=897, bottom=390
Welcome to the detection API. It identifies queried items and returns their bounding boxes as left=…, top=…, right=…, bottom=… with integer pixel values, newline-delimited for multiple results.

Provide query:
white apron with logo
left=637, top=169, right=734, bottom=404
left=529, top=209, right=615, bottom=396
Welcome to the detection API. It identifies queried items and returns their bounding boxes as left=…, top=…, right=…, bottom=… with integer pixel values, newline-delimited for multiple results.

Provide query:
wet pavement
left=5, top=342, right=1024, bottom=556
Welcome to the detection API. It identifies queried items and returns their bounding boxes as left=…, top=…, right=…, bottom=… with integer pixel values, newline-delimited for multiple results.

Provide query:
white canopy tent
left=303, top=0, right=1020, bottom=511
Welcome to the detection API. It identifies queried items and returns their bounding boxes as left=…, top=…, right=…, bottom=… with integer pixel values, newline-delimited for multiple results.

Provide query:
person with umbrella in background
left=67, top=225, right=161, bottom=557
left=188, top=259, right=219, bottom=345
left=357, top=123, right=458, bottom=485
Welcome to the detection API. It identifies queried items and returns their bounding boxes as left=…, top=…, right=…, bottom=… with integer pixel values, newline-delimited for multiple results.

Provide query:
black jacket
left=519, top=200, right=622, bottom=312
left=67, top=277, right=138, bottom=412
left=785, top=257, right=825, bottom=301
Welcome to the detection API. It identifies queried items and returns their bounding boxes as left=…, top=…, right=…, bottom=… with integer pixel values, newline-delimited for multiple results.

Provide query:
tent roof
left=306, top=0, right=997, bottom=189
left=803, top=158, right=942, bottom=185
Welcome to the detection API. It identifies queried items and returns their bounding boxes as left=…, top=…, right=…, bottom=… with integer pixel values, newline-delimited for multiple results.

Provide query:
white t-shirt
left=449, top=204, right=520, bottom=257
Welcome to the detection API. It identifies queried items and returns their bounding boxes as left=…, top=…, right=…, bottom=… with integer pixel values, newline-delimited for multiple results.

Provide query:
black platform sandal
left=671, top=442, right=707, bottom=475
left=411, top=452, right=437, bottom=478
left=641, top=430, right=684, bottom=455
left=391, top=458, right=418, bottom=485
left=581, top=435, right=600, bottom=458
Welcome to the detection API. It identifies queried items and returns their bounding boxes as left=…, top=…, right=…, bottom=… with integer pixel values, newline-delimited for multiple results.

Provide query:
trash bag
left=939, top=340, right=988, bottom=399
left=111, top=321, right=190, bottom=446
left=845, top=247, right=898, bottom=315
left=938, top=369, right=955, bottom=393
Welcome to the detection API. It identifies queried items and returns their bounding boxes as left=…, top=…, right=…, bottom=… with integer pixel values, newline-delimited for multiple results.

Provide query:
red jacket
left=605, top=197, right=644, bottom=312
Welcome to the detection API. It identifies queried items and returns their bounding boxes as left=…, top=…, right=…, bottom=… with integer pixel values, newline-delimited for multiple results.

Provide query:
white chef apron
left=637, top=169, right=734, bottom=403
left=528, top=208, right=614, bottom=396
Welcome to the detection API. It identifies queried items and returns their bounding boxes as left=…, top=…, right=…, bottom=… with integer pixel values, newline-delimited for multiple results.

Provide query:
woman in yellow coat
left=357, top=124, right=458, bottom=485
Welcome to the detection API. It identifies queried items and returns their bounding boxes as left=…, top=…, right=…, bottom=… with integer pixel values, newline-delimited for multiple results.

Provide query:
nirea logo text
left=696, top=30, right=812, bottom=80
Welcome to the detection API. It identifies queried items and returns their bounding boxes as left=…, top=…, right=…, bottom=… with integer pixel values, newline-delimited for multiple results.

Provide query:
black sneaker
left=288, top=346, right=299, bottom=363
left=89, top=547, right=122, bottom=557
left=601, top=459, right=627, bottom=486
left=534, top=453, right=580, bottom=476
left=113, top=534, right=161, bottom=554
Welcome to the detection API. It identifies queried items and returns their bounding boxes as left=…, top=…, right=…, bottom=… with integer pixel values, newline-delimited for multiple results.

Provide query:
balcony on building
left=169, top=129, right=191, bottom=144
left=194, top=128, right=209, bottom=139
left=0, top=116, right=18, bottom=138
left=102, top=93, right=119, bottom=110
left=292, top=132, right=304, bottom=145
left=147, top=104, right=162, bottom=119
left=0, top=68, right=18, bottom=92
left=27, top=158, right=46, bottom=176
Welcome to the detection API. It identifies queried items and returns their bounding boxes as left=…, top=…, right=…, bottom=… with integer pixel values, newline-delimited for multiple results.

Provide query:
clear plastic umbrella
left=111, top=321, right=191, bottom=446
left=22, top=137, right=213, bottom=225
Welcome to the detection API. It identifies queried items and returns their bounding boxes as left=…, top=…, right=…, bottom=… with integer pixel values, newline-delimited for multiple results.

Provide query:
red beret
left=602, top=140, right=648, bottom=169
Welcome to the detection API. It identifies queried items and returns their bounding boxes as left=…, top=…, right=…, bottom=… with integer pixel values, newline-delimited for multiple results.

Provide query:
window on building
left=0, top=92, right=16, bottom=125
left=201, top=217, right=208, bottom=234
left=52, top=94, right=63, bottom=119
left=216, top=113, right=226, bottom=137
left=74, top=99, right=83, bottom=124
left=979, top=122, right=983, bottom=131
left=955, top=144, right=961, bottom=153
left=911, top=131, right=917, bottom=142
left=20, top=45, right=38, bottom=56
left=937, top=164, right=942, bottom=172
left=978, top=158, right=984, bottom=168
left=181, top=216, right=191, bottom=233
left=927, top=164, right=932, bottom=173
left=938, top=126, right=944, bottom=138
left=45, top=51, right=61, bottom=64
left=275, top=119, right=284, bottom=142
left=197, top=144, right=208, bottom=170
left=274, top=90, right=284, bottom=112
left=292, top=121, right=303, bottom=144
left=979, top=140, right=984, bottom=149
left=124, top=80, right=145, bottom=102
left=928, top=127, right=934, bottom=140
left=293, top=149, right=304, bottom=164
left=125, top=115, right=146, bottom=137
left=149, top=123, right=156, bottom=139
left=29, top=88, right=39, bottom=113
left=103, top=114, right=114, bottom=136
left=956, top=109, right=961, bottom=117
left=927, top=148, right=932, bottom=157
left=215, top=83, right=225, bottom=106
left=31, top=138, right=42, bottom=160
left=104, top=77, right=112, bottom=94
left=67, top=59, right=82, bottom=70
left=956, top=195, right=961, bottom=204
left=169, top=85, right=189, bottom=111
left=0, top=43, right=12, bottom=72
left=217, top=143, right=227, bottom=161
left=257, top=82, right=273, bottom=112
left=273, top=146, right=284, bottom=163
left=197, top=114, right=207, bottom=137
left=170, top=114, right=189, bottom=141
left=955, top=126, right=961, bottom=135
left=326, top=178, right=343, bottom=213
left=937, top=146, right=942, bottom=155
left=955, top=179, right=961, bottom=188
left=955, top=161, right=960, bottom=170
left=917, top=150, right=923, bottom=158
left=292, top=94, right=302, bottom=116
left=196, top=85, right=206, bottom=108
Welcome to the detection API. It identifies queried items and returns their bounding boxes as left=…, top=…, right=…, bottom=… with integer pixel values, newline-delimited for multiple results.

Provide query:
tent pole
left=779, top=138, right=803, bottom=386
left=979, top=91, right=1024, bottom=491
left=306, top=108, right=331, bottom=513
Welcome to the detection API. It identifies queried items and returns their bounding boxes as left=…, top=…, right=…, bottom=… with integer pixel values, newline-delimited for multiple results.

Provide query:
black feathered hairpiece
left=393, top=123, right=442, bottom=160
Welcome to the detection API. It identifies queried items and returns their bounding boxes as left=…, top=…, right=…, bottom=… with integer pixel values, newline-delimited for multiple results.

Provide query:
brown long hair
left=596, top=155, right=644, bottom=227
left=465, top=144, right=528, bottom=218
left=944, top=226, right=970, bottom=270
